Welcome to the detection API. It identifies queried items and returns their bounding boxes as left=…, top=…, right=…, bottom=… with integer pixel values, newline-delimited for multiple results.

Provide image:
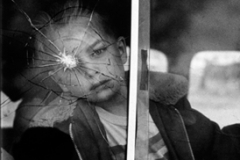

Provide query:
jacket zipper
left=172, top=107, right=196, bottom=160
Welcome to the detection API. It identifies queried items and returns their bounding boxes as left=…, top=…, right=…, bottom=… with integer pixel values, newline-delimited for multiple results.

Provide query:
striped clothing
left=96, top=104, right=169, bottom=160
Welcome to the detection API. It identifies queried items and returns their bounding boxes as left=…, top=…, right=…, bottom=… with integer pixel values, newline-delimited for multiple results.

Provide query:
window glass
left=189, top=51, right=240, bottom=128
left=1, top=92, right=21, bottom=127
left=149, top=49, right=168, bottom=72
left=124, top=48, right=168, bottom=72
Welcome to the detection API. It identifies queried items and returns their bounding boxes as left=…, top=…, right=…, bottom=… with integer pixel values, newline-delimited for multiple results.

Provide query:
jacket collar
left=149, top=71, right=189, bottom=105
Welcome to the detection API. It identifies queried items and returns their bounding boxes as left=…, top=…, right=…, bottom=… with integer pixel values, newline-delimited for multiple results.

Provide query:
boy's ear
left=117, top=37, right=127, bottom=64
left=48, top=71, right=69, bottom=92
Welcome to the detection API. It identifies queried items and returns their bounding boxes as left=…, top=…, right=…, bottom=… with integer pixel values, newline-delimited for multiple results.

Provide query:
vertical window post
left=126, top=0, right=139, bottom=159
left=127, top=0, right=150, bottom=159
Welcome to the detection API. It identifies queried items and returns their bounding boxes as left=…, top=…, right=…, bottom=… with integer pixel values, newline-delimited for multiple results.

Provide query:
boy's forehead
left=60, top=20, right=100, bottom=40
left=53, top=16, right=107, bottom=50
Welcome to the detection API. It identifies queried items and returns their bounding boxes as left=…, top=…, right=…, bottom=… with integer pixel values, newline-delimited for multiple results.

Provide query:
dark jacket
left=150, top=97, right=240, bottom=160
left=51, top=97, right=239, bottom=160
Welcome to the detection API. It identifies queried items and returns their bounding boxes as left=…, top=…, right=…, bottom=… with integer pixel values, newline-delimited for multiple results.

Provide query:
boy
left=13, top=1, right=239, bottom=160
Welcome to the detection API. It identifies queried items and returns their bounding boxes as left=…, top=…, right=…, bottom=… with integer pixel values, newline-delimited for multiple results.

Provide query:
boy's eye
left=91, top=47, right=107, bottom=57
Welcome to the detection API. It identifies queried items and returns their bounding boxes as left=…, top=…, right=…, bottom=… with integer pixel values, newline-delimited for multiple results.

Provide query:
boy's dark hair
left=35, top=0, right=130, bottom=40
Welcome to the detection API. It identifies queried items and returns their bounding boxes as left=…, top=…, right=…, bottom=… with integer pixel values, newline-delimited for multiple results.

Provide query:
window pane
left=189, top=51, right=240, bottom=128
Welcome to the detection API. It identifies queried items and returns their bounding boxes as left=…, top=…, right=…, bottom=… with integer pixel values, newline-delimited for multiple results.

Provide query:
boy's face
left=49, top=16, right=127, bottom=102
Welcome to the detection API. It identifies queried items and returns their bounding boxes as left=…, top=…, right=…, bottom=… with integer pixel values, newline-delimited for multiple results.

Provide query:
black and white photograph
left=1, top=0, right=240, bottom=160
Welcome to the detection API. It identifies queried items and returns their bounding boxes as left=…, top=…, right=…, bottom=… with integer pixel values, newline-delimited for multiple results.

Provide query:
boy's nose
left=83, top=65, right=99, bottom=79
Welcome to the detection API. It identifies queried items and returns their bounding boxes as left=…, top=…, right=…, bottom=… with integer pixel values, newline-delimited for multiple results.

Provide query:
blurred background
left=150, top=0, right=240, bottom=128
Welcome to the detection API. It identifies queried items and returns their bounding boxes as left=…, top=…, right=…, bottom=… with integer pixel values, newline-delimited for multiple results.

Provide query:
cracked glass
left=2, top=0, right=130, bottom=125
left=1, top=0, right=151, bottom=159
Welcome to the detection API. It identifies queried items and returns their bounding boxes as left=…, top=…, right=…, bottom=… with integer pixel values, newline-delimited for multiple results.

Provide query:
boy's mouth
left=90, top=79, right=111, bottom=91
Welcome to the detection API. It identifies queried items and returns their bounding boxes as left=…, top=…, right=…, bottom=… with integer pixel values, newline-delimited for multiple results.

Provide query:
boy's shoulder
left=149, top=71, right=188, bottom=105
left=149, top=97, right=220, bottom=160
